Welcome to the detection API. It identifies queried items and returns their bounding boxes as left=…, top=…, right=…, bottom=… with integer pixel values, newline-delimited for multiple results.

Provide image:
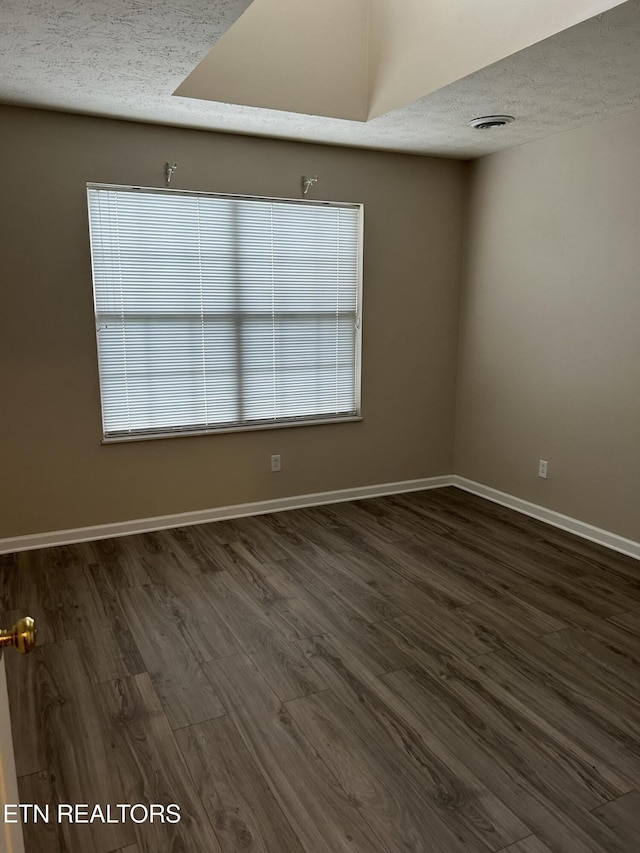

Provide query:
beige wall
left=0, top=105, right=466, bottom=539
left=456, top=109, right=640, bottom=542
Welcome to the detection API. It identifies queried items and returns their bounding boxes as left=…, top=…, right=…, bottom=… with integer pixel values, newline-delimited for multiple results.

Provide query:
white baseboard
left=4, top=474, right=638, bottom=563
left=453, top=476, right=640, bottom=561
left=0, top=475, right=453, bottom=554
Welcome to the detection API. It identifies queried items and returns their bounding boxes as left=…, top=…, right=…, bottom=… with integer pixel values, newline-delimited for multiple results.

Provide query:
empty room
left=1, top=1, right=640, bottom=851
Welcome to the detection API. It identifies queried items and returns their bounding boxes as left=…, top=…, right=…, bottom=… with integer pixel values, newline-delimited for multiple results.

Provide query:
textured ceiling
left=1, top=0, right=640, bottom=158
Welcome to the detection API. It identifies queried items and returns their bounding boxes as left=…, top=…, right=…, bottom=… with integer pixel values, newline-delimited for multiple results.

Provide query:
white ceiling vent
left=468, top=115, right=515, bottom=129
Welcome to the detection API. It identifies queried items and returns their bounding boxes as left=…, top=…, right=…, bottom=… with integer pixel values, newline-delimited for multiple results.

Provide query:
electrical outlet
left=271, top=454, right=281, bottom=473
left=538, top=459, right=548, bottom=479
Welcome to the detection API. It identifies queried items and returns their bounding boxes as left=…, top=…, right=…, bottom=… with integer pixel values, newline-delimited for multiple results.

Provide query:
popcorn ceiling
left=1, top=0, right=639, bottom=158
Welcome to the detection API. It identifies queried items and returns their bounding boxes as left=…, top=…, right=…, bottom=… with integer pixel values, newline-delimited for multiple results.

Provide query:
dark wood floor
left=2, top=487, right=640, bottom=852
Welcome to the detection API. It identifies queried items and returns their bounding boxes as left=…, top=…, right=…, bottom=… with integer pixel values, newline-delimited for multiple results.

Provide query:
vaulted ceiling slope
left=176, top=0, right=627, bottom=121
left=1, top=0, right=640, bottom=157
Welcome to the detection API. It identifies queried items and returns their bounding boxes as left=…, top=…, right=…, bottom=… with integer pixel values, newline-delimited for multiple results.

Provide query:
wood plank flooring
left=2, top=486, right=640, bottom=852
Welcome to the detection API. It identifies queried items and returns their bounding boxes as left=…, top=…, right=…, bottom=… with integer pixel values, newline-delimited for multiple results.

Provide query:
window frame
left=87, top=183, right=364, bottom=444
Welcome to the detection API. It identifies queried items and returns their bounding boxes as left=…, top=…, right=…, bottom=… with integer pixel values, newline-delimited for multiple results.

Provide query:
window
left=87, top=184, right=362, bottom=441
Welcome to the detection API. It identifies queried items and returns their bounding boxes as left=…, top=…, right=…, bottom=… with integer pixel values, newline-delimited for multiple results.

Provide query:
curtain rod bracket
left=301, top=175, right=318, bottom=196
left=165, top=162, right=178, bottom=185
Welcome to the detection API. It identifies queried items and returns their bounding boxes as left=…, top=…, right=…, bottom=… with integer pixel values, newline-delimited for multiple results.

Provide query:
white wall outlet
left=538, top=459, right=548, bottom=479
left=270, top=454, right=281, bottom=472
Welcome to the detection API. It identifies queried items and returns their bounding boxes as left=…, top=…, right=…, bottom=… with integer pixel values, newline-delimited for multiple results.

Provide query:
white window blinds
left=87, top=185, right=362, bottom=441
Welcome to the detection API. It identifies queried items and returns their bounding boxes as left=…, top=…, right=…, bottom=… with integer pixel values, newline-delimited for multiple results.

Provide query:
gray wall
left=1, top=106, right=466, bottom=538
left=5, top=102, right=638, bottom=545
left=456, top=109, right=640, bottom=542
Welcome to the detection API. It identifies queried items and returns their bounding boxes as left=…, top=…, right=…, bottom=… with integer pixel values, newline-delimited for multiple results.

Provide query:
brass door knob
left=0, top=617, right=37, bottom=654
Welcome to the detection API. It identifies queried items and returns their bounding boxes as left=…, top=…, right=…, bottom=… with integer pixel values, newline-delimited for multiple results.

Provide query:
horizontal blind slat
left=88, top=186, right=361, bottom=438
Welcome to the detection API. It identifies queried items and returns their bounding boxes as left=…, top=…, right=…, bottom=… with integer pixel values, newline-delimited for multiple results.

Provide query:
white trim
left=452, top=476, right=640, bottom=561
left=4, top=474, right=637, bottom=562
left=0, top=476, right=453, bottom=554
left=102, top=416, right=363, bottom=444
left=0, top=658, right=26, bottom=853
